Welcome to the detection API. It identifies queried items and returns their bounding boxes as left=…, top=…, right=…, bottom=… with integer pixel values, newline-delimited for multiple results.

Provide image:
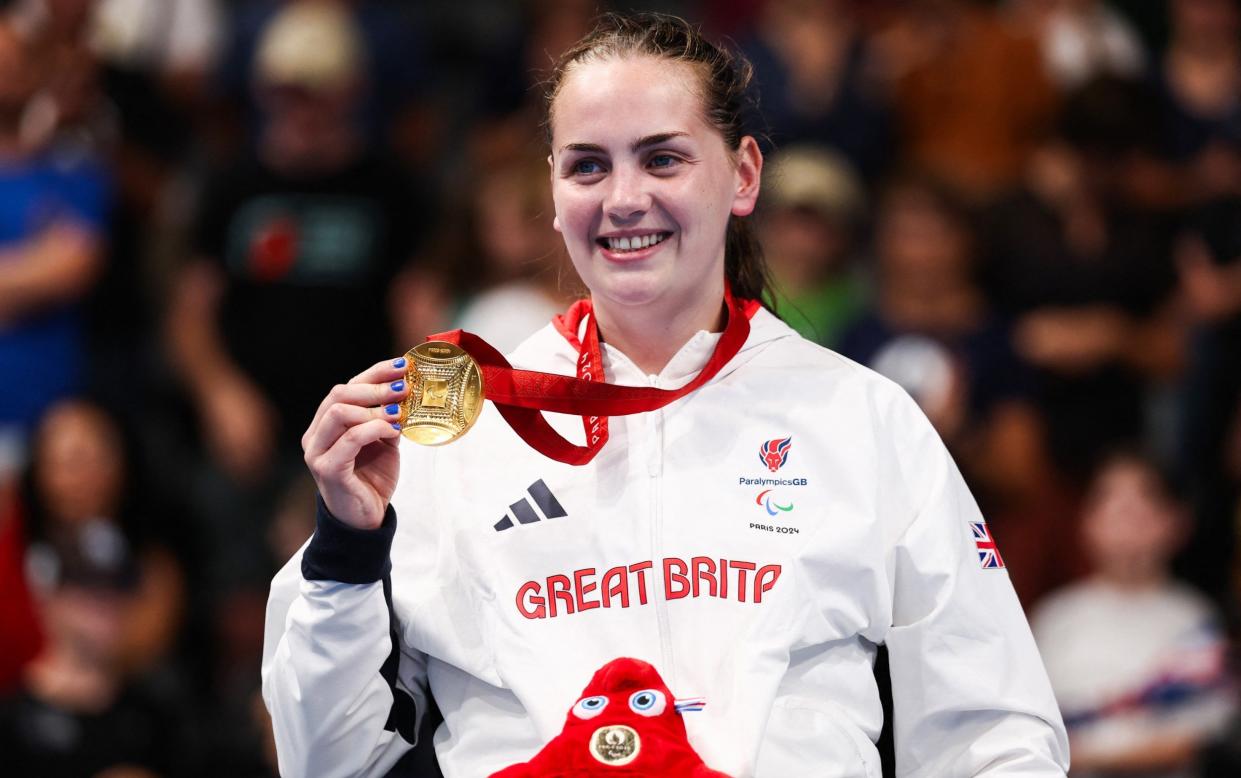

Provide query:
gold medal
left=588, top=725, right=640, bottom=766
left=400, top=341, right=484, bottom=445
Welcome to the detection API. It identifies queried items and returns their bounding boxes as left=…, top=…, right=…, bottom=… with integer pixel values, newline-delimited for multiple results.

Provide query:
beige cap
left=766, top=145, right=865, bottom=223
left=254, top=0, right=363, bottom=92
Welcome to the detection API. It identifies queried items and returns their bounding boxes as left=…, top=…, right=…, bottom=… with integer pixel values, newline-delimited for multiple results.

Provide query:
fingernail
left=391, top=422, right=402, bottom=430
left=392, top=357, right=406, bottom=368
left=384, top=403, right=400, bottom=416
left=390, top=380, right=405, bottom=392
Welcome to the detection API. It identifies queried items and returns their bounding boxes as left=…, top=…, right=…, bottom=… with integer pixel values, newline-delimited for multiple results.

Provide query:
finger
left=311, top=418, right=402, bottom=479
left=305, top=372, right=410, bottom=443
left=303, top=401, right=402, bottom=458
left=306, top=356, right=408, bottom=433
left=349, top=356, right=411, bottom=386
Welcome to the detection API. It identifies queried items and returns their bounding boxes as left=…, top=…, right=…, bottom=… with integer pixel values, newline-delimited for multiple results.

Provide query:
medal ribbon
left=427, top=292, right=760, bottom=466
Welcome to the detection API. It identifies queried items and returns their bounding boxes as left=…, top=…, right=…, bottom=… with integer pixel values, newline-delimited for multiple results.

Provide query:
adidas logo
left=494, top=479, right=567, bottom=532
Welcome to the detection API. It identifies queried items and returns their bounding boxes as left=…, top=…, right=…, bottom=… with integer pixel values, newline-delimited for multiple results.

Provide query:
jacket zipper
left=647, top=374, right=676, bottom=688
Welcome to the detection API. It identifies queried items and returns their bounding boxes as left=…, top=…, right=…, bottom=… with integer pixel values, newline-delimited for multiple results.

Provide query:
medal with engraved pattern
left=400, top=342, right=484, bottom=445
left=588, top=724, right=640, bottom=766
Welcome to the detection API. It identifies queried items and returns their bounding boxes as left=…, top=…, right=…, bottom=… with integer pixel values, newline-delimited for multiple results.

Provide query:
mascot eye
left=628, top=689, right=667, bottom=716
left=572, top=695, right=609, bottom=719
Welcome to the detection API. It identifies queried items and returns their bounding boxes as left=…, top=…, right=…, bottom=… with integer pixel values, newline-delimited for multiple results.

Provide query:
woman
left=263, top=14, right=1068, bottom=777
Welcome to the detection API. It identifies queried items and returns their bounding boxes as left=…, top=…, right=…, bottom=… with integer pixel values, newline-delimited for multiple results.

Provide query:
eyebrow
left=560, top=132, right=690, bottom=154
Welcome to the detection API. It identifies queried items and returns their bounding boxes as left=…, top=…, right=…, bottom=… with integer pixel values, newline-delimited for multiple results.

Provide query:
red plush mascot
left=489, top=657, right=732, bottom=778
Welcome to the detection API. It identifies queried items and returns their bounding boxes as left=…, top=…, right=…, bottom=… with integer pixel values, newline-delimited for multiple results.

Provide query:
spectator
left=0, top=519, right=184, bottom=778
left=839, top=176, right=1050, bottom=499
left=216, top=0, right=424, bottom=157
left=838, top=175, right=1073, bottom=603
left=1174, top=195, right=1241, bottom=600
left=0, top=18, right=110, bottom=469
left=168, top=0, right=425, bottom=496
left=1032, top=452, right=1236, bottom=777
left=874, top=0, right=1058, bottom=201
left=1154, top=0, right=1241, bottom=187
left=165, top=5, right=431, bottom=704
left=982, top=77, right=1181, bottom=483
left=740, top=0, right=893, bottom=179
left=21, top=400, right=186, bottom=676
left=757, top=144, right=868, bottom=348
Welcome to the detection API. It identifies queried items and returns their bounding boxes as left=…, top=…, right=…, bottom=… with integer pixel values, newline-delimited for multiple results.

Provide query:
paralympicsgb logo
left=758, top=437, right=792, bottom=472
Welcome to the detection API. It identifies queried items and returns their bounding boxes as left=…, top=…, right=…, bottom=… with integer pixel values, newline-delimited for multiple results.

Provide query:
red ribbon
left=427, top=293, right=759, bottom=465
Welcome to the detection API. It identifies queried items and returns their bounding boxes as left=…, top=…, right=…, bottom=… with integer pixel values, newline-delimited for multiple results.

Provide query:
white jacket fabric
left=262, top=308, right=1070, bottom=778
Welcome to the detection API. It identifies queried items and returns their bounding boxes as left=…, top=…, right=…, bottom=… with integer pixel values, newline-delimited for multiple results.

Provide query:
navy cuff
left=301, top=495, right=396, bottom=584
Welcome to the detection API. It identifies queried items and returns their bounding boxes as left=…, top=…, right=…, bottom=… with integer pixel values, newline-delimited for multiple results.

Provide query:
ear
left=730, top=136, right=763, bottom=218
left=548, top=154, right=563, bottom=233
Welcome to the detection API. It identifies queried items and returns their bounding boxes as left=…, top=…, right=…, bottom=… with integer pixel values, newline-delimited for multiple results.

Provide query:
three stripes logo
left=494, top=479, right=567, bottom=532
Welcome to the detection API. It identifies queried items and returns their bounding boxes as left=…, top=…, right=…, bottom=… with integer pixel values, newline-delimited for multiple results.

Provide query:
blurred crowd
left=0, top=0, right=1238, bottom=776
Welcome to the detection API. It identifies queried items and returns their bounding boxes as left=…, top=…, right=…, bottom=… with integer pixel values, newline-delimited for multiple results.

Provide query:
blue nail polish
left=384, top=403, right=399, bottom=416
left=391, top=422, right=401, bottom=430
left=390, top=380, right=405, bottom=392
left=392, top=357, right=406, bottom=368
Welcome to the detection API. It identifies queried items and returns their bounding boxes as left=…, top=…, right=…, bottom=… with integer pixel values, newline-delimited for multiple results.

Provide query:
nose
left=603, top=165, right=651, bottom=222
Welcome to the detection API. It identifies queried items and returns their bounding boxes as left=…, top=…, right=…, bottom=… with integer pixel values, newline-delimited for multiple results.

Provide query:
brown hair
left=543, top=12, right=774, bottom=307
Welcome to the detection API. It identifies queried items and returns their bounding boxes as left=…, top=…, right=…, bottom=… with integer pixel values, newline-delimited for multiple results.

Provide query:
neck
left=1094, top=565, right=1167, bottom=592
left=591, top=283, right=728, bottom=376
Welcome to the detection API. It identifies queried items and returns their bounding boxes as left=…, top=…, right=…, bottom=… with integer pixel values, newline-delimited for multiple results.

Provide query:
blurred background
left=0, top=0, right=1238, bottom=776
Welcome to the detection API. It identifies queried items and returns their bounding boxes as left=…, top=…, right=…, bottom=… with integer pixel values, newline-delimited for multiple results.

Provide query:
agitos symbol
left=755, top=489, right=794, bottom=516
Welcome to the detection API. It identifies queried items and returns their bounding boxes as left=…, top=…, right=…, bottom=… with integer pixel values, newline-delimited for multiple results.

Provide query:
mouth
left=595, top=231, right=672, bottom=254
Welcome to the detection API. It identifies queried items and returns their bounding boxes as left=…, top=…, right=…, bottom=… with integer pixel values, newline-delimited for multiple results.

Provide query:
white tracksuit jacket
left=262, top=308, right=1070, bottom=778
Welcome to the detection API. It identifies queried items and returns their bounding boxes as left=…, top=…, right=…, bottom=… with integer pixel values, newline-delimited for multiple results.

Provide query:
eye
left=628, top=689, right=666, bottom=716
left=648, top=153, right=680, bottom=171
left=571, top=158, right=605, bottom=176
left=572, top=695, right=609, bottom=719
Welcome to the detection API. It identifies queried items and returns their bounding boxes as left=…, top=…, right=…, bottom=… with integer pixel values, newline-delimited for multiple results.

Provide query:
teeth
left=605, top=234, right=666, bottom=252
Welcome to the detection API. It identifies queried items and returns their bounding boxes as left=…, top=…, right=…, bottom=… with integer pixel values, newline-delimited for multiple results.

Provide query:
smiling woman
left=546, top=31, right=766, bottom=375
left=262, top=12, right=1071, bottom=778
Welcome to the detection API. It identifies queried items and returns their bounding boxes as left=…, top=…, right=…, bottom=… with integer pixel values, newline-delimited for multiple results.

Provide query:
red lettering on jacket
left=547, top=574, right=575, bottom=618
left=513, top=557, right=783, bottom=620
left=517, top=581, right=546, bottom=620
left=692, top=556, right=717, bottom=598
left=574, top=568, right=600, bottom=612
left=629, top=561, right=653, bottom=605
left=664, top=557, right=690, bottom=600
left=731, top=561, right=756, bottom=603
left=755, top=565, right=782, bottom=604
left=601, top=565, right=629, bottom=608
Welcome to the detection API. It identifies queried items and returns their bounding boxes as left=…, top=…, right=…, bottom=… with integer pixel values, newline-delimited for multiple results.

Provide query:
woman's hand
left=302, top=358, right=411, bottom=530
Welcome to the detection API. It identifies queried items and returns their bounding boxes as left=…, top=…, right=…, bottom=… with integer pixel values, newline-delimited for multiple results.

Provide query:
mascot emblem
left=489, top=657, right=732, bottom=777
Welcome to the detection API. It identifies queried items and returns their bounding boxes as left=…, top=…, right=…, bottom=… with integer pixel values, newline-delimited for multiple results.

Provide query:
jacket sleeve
left=879, top=386, right=1070, bottom=777
left=261, top=496, right=427, bottom=778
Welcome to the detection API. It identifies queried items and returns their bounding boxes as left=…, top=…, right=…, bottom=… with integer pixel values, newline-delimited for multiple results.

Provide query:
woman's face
left=34, top=402, right=125, bottom=524
left=548, top=55, right=760, bottom=321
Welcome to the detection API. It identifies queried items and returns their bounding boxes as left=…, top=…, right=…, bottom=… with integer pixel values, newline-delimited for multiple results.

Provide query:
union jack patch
left=970, top=521, right=1005, bottom=569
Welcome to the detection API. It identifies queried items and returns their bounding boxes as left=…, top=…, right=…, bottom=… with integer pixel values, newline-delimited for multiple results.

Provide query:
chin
left=589, top=270, right=670, bottom=310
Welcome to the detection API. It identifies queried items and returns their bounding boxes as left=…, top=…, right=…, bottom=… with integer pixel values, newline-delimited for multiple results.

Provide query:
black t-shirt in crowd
left=981, top=191, right=1177, bottom=479
left=193, top=153, right=423, bottom=454
left=0, top=686, right=177, bottom=777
